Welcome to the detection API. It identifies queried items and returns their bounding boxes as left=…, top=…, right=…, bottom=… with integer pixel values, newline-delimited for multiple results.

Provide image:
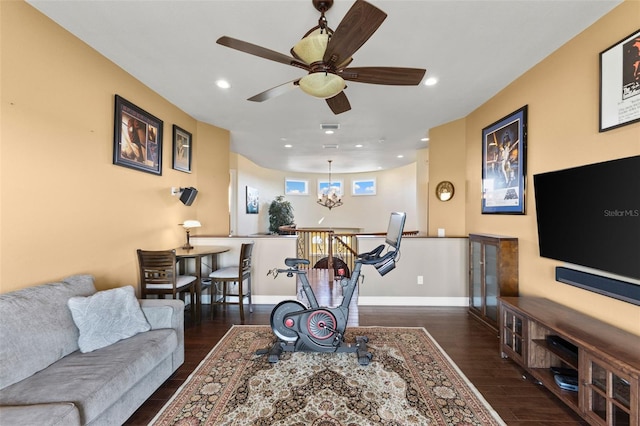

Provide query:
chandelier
left=317, top=160, right=343, bottom=210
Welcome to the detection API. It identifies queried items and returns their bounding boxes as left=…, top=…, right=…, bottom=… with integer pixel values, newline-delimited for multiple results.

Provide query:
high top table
left=175, top=246, right=230, bottom=323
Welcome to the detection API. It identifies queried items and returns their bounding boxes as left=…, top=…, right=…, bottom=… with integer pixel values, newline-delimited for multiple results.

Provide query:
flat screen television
left=385, top=212, right=406, bottom=249
left=533, top=156, right=640, bottom=280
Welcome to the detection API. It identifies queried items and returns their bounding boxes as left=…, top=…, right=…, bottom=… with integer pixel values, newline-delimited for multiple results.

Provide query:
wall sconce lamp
left=180, top=220, right=201, bottom=249
left=435, top=181, right=455, bottom=202
left=171, top=187, right=198, bottom=206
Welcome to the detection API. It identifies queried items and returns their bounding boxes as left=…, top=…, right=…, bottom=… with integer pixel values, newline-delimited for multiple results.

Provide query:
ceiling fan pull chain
left=319, top=14, right=328, bottom=32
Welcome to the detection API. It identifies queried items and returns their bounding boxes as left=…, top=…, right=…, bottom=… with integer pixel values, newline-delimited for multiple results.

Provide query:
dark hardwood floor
left=125, top=278, right=587, bottom=425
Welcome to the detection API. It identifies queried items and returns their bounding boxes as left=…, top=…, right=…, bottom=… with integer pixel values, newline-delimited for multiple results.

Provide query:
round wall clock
left=435, top=181, right=455, bottom=201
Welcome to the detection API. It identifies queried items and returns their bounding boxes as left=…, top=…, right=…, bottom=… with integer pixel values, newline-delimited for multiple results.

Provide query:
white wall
left=357, top=236, right=468, bottom=306
left=231, top=153, right=420, bottom=236
left=194, top=235, right=468, bottom=306
left=191, top=235, right=298, bottom=304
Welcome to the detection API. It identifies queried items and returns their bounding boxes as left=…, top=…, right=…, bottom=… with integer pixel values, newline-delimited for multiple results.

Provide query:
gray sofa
left=0, top=275, right=184, bottom=425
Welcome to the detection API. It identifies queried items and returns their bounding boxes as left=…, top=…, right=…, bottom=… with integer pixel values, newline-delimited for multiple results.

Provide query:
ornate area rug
left=150, top=326, right=505, bottom=425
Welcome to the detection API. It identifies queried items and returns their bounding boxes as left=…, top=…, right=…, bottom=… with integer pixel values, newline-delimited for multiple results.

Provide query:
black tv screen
left=533, top=156, right=640, bottom=280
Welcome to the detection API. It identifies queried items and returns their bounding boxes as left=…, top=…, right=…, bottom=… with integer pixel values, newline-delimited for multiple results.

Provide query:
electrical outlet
left=417, top=275, right=424, bottom=285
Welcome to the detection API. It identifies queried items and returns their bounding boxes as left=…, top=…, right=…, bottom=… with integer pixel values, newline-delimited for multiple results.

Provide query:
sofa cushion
left=67, top=286, right=151, bottom=353
left=0, top=328, right=177, bottom=424
left=0, top=275, right=96, bottom=389
left=0, top=403, right=80, bottom=426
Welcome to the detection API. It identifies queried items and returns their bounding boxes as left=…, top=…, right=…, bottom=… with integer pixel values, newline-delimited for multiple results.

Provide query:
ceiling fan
left=216, top=0, right=426, bottom=115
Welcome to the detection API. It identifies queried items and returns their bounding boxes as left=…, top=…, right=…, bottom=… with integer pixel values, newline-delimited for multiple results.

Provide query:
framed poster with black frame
left=113, top=95, right=163, bottom=175
left=172, top=125, right=192, bottom=173
left=599, top=29, right=640, bottom=132
left=481, top=105, right=527, bottom=214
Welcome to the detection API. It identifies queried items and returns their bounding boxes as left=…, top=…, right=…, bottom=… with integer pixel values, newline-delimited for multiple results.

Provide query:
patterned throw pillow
left=67, top=286, right=150, bottom=353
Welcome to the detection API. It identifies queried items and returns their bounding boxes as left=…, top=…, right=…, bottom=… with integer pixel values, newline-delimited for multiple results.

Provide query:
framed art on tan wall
left=481, top=105, right=527, bottom=214
left=113, top=95, right=163, bottom=175
left=600, top=29, right=640, bottom=132
left=172, top=125, right=192, bottom=173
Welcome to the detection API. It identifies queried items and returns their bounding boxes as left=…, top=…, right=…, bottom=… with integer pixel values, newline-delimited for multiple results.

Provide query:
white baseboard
left=249, top=295, right=468, bottom=307
left=358, top=296, right=468, bottom=307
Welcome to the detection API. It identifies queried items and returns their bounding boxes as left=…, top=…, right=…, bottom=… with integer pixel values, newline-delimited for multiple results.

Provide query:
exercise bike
left=260, top=212, right=406, bottom=366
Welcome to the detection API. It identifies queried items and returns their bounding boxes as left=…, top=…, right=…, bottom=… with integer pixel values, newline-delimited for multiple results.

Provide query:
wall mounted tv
left=533, top=155, right=640, bottom=281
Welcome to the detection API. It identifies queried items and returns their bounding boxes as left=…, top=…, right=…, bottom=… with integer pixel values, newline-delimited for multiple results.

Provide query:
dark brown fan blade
left=217, top=36, right=309, bottom=70
left=340, top=67, right=426, bottom=85
left=326, top=91, right=351, bottom=114
left=248, top=79, right=301, bottom=102
left=323, top=0, right=387, bottom=66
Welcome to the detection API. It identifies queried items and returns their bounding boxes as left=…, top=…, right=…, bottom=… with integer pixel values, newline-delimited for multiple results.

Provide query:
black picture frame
left=113, top=95, right=163, bottom=175
left=172, top=125, right=192, bottom=173
left=599, top=29, right=640, bottom=132
left=481, top=105, right=527, bottom=214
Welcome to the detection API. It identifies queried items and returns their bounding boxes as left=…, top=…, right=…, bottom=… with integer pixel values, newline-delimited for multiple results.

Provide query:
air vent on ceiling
left=320, top=124, right=340, bottom=130
left=323, top=144, right=339, bottom=149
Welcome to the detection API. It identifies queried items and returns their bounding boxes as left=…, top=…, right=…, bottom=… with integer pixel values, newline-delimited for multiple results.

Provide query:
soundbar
left=556, top=267, right=640, bottom=306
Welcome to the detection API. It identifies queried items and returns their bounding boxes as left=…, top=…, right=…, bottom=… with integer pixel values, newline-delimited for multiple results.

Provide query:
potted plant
left=268, top=195, right=294, bottom=234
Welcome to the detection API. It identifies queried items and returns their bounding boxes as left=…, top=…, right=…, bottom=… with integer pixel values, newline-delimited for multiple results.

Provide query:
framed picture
left=352, top=178, right=376, bottom=196
left=246, top=186, right=259, bottom=214
left=113, top=95, right=162, bottom=175
left=318, top=179, right=343, bottom=196
left=481, top=105, right=527, bottom=214
left=600, top=29, right=640, bottom=132
left=172, top=125, right=192, bottom=173
left=285, top=178, right=309, bottom=195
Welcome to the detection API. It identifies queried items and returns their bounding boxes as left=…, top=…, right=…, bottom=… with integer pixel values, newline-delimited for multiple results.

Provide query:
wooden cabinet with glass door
left=582, top=353, right=638, bottom=426
left=499, top=297, right=640, bottom=426
left=469, top=233, right=518, bottom=332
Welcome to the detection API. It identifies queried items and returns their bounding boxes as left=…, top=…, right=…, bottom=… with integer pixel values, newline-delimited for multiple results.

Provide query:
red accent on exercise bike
left=285, top=318, right=294, bottom=328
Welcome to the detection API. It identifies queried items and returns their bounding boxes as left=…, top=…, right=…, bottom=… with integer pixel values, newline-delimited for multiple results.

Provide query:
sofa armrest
left=0, top=403, right=80, bottom=426
left=139, top=299, right=184, bottom=370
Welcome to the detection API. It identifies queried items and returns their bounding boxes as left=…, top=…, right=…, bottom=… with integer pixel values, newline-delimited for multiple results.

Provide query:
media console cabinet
left=499, top=297, right=639, bottom=426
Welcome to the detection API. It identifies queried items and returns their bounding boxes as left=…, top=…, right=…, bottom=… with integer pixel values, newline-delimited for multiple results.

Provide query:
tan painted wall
left=428, top=118, right=467, bottom=237
left=455, top=1, right=639, bottom=334
left=0, top=2, right=230, bottom=292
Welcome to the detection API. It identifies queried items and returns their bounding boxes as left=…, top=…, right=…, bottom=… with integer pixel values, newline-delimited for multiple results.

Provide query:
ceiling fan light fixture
left=292, top=29, right=329, bottom=64
left=299, top=72, right=345, bottom=99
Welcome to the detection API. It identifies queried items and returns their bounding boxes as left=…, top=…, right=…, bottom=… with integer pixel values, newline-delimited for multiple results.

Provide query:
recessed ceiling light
left=397, top=154, right=404, bottom=158
left=325, top=130, right=334, bottom=135
left=216, top=79, right=231, bottom=89
left=424, top=77, right=438, bottom=86
left=421, top=137, right=429, bottom=142
left=355, top=144, right=363, bottom=148
left=284, top=144, right=292, bottom=148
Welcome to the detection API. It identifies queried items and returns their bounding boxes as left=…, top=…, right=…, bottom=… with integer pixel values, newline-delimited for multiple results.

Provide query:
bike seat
left=284, top=258, right=310, bottom=267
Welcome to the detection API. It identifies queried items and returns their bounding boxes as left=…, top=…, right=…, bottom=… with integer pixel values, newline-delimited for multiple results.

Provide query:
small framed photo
left=285, top=178, right=309, bottom=195
left=600, top=29, right=640, bottom=132
left=318, top=179, right=343, bottom=196
left=172, top=125, right=192, bottom=173
left=246, top=186, right=259, bottom=214
left=481, top=105, right=527, bottom=214
left=113, top=95, right=162, bottom=175
left=352, top=178, right=376, bottom=196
